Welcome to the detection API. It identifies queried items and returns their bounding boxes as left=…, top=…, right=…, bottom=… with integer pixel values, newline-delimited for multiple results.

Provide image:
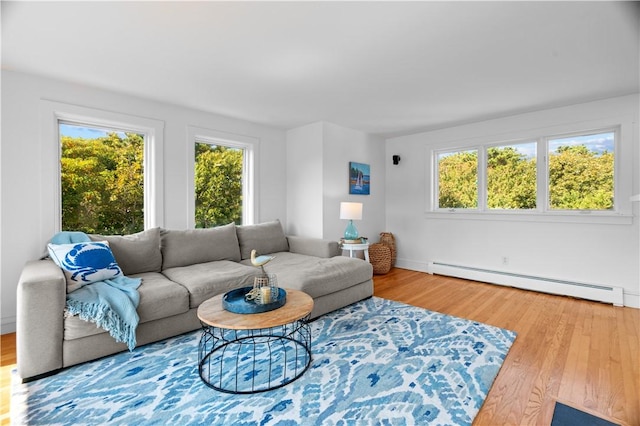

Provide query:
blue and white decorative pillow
left=47, top=241, right=123, bottom=293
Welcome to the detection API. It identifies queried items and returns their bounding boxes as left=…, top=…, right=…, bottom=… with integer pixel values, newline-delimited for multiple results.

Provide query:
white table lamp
left=340, top=202, right=363, bottom=240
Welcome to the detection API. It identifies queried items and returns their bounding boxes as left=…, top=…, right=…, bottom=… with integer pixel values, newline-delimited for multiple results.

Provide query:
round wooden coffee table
left=197, top=288, right=314, bottom=394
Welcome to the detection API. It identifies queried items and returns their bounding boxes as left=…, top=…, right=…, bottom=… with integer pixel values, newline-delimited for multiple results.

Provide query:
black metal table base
left=198, top=316, right=311, bottom=394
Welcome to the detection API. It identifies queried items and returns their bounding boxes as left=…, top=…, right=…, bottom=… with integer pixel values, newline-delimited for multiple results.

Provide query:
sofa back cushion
left=236, top=219, right=289, bottom=260
left=89, top=227, right=162, bottom=276
left=161, top=223, right=241, bottom=269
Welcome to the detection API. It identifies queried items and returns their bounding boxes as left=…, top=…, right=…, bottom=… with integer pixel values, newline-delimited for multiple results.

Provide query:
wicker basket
left=379, top=232, right=396, bottom=266
left=369, top=243, right=392, bottom=275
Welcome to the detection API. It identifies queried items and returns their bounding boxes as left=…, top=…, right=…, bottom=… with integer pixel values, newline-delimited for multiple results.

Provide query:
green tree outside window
left=437, top=132, right=613, bottom=211
left=487, top=145, right=537, bottom=209
left=194, top=143, right=243, bottom=228
left=438, top=150, right=478, bottom=208
left=61, top=132, right=144, bottom=235
left=549, top=145, right=614, bottom=210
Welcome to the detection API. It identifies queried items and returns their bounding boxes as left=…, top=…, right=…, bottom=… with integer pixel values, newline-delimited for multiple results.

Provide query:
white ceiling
left=2, top=1, right=639, bottom=137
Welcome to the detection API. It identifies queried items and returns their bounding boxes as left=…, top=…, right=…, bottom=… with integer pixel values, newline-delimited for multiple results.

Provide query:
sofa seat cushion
left=63, top=272, right=189, bottom=341
left=162, top=261, right=258, bottom=308
left=134, top=272, right=191, bottom=323
left=240, top=252, right=373, bottom=299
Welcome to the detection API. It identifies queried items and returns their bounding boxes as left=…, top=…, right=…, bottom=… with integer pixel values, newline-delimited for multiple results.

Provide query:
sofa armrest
left=287, top=236, right=340, bottom=258
left=17, top=259, right=66, bottom=380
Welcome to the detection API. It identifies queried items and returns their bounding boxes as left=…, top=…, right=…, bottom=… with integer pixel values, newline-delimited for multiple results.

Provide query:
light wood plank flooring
left=374, top=268, right=639, bottom=426
left=1, top=268, right=638, bottom=425
left=1, top=331, right=15, bottom=426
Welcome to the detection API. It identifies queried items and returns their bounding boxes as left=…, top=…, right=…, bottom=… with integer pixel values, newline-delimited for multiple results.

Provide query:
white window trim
left=40, top=100, right=165, bottom=244
left=426, top=116, right=633, bottom=225
left=484, top=140, right=538, bottom=212
left=433, top=147, right=481, bottom=212
left=187, top=126, right=259, bottom=228
left=542, top=127, right=620, bottom=214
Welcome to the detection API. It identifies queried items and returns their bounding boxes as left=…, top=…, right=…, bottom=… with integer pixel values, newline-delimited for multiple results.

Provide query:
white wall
left=322, top=122, right=386, bottom=241
left=285, top=122, right=324, bottom=238
left=386, top=94, right=640, bottom=307
left=286, top=122, right=386, bottom=241
left=0, top=70, right=287, bottom=333
left=4, top=71, right=635, bottom=336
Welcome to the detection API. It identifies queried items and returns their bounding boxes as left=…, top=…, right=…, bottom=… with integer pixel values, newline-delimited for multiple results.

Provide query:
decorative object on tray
left=219, top=249, right=285, bottom=314
left=246, top=273, right=280, bottom=305
left=223, top=286, right=287, bottom=314
left=246, top=249, right=279, bottom=304
left=250, top=249, right=274, bottom=274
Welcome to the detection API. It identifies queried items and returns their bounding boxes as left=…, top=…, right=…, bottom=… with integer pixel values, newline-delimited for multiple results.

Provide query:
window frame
left=485, top=140, right=538, bottom=211
left=187, top=126, right=258, bottom=228
left=543, top=128, right=619, bottom=213
left=428, top=122, right=631, bottom=225
left=41, top=101, right=165, bottom=242
left=434, top=147, right=481, bottom=211
left=58, top=120, right=148, bottom=234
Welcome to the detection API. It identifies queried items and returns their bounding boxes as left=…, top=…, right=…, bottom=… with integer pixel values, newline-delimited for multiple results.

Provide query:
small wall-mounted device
left=392, top=155, right=401, bottom=165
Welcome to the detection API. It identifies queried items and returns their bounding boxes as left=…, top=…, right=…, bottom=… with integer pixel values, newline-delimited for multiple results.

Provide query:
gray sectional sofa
left=16, top=220, right=374, bottom=381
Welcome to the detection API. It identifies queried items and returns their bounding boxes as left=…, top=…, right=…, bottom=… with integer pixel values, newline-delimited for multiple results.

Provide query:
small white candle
left=260, top=286, right=271, bottom=303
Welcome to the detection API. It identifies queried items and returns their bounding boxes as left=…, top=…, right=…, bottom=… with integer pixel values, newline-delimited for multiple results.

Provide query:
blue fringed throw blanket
left=49, top=232, right=142, bottom=351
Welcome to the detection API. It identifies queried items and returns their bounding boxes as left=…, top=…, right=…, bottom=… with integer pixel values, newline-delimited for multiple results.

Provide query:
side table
left=341, top=242, right=370, bottom=262
left=197, top=288, right=314, bottom=394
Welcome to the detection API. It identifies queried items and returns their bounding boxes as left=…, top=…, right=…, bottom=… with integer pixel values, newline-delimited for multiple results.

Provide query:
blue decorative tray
left=222, top=286, right=287, bottom=314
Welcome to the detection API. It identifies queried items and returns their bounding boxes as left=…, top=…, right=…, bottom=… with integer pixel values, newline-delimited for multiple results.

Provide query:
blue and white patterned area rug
left=12, top=297, right=516, bottom=425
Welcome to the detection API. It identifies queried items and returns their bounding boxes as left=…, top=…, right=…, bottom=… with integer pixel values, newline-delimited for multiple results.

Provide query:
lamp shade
left=340, top=202, right=363, bottom=220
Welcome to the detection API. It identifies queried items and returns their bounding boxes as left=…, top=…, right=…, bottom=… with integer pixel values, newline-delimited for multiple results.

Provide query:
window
left=437, top=149, right=478, bottom=209
left=188, top=126, right=257, bottom=228
left=194, top=143, right=244, bottom=227
left=433, top=127, right=619, bottom=216
left=41, top=101, right=164, bottom=241
left=59, top=122, right=145, bottom=234
left=548, top=131, right=614, bottom=210
left=487, top=142, right=537, bottom=210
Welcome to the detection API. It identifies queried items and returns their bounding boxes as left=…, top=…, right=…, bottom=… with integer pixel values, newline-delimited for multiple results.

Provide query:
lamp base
left=344, top=220, right=359, bottom=240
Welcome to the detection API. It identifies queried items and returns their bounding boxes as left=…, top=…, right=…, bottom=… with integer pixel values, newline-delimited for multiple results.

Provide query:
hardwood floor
left=1, top=332, right=15, bottom=426
left=1, top=268, right=638, bottom=425
left=374, top=268, right=639, bottom=426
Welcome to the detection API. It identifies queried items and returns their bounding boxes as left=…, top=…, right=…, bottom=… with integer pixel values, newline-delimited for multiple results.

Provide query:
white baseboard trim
left=1, top=316, right=16, bottom=334
left=429, top=261, right=625, bottom=306
left=623, top=291, right=640, bottom=309
left=391, top=260, right=637, bottom=309
left=394, top=258, right=429, bottom=273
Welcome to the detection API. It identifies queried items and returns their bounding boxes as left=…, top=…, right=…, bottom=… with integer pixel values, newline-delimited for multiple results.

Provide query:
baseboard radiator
left=429, top=262, right=624, bottom=306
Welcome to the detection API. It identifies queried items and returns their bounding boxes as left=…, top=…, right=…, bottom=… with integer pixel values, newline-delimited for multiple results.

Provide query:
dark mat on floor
left=551, top=402, right=620, bottom=426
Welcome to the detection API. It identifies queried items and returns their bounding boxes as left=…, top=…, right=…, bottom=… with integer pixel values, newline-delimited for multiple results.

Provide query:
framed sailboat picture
left=349, top=162, right=370, bottom=195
